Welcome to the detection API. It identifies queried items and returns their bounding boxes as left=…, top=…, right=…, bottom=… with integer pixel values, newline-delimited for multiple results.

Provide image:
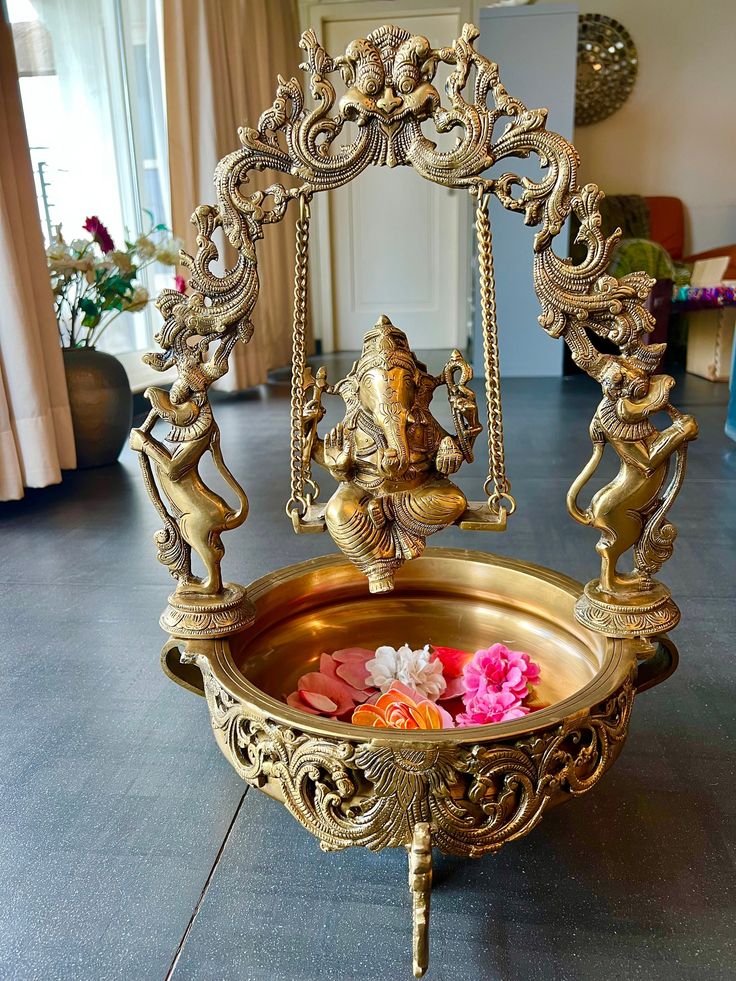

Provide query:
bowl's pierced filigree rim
left=188, top=645, right=635, bottom=857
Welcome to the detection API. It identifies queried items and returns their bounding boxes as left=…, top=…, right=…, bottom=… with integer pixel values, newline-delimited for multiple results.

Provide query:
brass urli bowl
left=163, top=548, right=676, bottom=978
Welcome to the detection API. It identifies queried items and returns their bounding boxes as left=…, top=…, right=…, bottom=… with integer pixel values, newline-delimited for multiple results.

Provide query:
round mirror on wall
left=576, top=14, right=638, bottom=126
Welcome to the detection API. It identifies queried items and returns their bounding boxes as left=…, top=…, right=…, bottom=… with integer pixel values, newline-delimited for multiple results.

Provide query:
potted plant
left=47, top=215, right=181, bottom=467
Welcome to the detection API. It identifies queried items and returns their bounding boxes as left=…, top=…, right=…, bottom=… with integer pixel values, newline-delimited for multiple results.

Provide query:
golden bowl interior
left=227, top=548, right=614, bottom=720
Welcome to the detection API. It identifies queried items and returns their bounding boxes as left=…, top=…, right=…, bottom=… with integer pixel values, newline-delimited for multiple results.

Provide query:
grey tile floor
left=1, top=360, right=734, bottom=981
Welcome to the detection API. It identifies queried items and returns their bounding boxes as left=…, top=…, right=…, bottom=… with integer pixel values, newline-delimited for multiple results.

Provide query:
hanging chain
left=472, top=185, right=516, bottom=517
left=285, top=190, right=317, bottom=520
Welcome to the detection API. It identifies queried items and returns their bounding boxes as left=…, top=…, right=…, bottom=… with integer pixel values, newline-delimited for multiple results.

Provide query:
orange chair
left=646, top=195, right=736, bottom=278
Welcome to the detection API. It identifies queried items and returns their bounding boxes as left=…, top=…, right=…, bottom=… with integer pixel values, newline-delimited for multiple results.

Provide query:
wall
left=540, top=0, right=736, bottom=253
left=476, top=4, right=578, bottom=375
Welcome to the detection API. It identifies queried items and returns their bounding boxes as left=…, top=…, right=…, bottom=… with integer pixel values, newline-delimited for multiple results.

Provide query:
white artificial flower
left=366, top=644, right=446, bottom=701
left=47, top=253, right=79, bottom=276
left=46, top=241, right=71, bottom=262
left=126, top=286, right=149, bottom=312
left=134, top=235, right=157, bottom=259
left=154, top=236, right=184, bottom=266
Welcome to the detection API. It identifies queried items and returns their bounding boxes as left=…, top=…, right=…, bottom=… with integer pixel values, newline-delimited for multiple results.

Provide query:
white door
left=308, top=8, right=469, bottom=351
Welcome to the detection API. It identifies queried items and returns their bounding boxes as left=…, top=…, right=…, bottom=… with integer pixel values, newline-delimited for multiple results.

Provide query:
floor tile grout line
left=164, top=788, right=248, bottom=980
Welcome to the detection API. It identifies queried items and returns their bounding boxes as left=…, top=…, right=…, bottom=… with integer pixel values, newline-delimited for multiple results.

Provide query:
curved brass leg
left=407, top=822, right=433, bottom=978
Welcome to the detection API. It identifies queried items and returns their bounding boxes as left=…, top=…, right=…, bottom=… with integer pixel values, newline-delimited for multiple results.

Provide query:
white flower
left=154, top=236, right=183, bottom=265
left=46, top=240, right=71, bottom=262
left=366, top=644, right=446, bottom=701
left=134, top=235, right=157, bottom=258
left=126, top=286, right=149, bottom=312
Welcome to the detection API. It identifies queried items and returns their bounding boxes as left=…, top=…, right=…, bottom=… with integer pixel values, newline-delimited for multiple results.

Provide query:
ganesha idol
left=302, top=316, right=482, bottom=593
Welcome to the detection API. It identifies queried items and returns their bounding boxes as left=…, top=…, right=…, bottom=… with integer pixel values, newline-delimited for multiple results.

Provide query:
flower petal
left=386, top=703, right=417, bottom=728
left=432, top=645, right=473, bottom=679
left=434, top=703, right=456, bottom=728
left=351, top=704, right=388, bottom=727
left=296, top=671, right=355, bottom=715
left=438, top=676, right=466, bottom=700
left=501, top=706, right=529, bottom=721
left=331, top=648, right=376, bottom=691
left=285, top=691, right=320, bottom=715
left=320, top=654, right=367, bottom=700
left=376, top=682, right=420, bottom=705
left=331, top=647, right=375, bottom=663
left=334, top=660, right=372, bottom=692
left=410, top=701, right=443, bottom=730
left=299, top=689, right=338, bottom=713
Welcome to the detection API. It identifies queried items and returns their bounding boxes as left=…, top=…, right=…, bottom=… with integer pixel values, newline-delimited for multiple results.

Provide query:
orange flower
left=351, top=684, right=454, bottom=730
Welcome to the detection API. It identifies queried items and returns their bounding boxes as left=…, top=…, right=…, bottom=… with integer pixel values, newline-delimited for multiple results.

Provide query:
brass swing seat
left=293, top=501, right=508, bottom=534
left=130, top=21, right=697, bottom=979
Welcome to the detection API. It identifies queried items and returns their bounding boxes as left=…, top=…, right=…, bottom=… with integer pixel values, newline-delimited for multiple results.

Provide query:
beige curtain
left=0, top=16, right=76, bottom=501
left=163, top=0, right=304, bottom=391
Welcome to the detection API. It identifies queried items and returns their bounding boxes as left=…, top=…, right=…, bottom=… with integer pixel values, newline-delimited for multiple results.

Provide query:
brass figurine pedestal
left=160, top=583, right=255, bottom=639
left=575, top=579, right=681, bottom=638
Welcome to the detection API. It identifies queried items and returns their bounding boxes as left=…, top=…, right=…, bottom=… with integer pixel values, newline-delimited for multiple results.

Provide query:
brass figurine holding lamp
left=131, top=22, right=696, bottom=977
left=304, top=316, right=480, bottom=592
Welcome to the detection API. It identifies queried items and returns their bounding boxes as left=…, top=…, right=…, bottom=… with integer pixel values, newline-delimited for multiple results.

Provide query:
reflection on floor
left=1, top=363, right=734, bottom=981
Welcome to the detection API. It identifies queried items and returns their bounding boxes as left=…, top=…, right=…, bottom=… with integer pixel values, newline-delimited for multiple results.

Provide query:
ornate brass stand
left=130, top=20, right=696, bottom=978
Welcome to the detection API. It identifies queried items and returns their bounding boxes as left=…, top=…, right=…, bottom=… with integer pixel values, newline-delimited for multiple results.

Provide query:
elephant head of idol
left=336, top=315, right=436, bottom=479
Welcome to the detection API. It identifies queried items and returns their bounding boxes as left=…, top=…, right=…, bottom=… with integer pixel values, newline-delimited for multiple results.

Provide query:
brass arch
left=130, top=22, right=697, bottom=639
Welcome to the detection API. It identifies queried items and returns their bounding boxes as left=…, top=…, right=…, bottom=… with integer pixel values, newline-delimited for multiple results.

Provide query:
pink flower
left=456, top=644, right=541, bottom=726
left=174, top=273, right=187, bottom=294
left=83, top=216, right=115, bottom=253
left=463, top=644, right=540, bottom=704
left=456, top=689, right=530, bottom=726
left=286, top=668, right=356, bottom=718
left=285, top=651, right=374, bottom=719
left=317, top=653, right=365, bottom=701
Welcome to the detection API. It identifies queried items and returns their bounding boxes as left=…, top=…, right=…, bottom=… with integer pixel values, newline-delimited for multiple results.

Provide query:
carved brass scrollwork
left=132, top=21, right=694, bottom=637
left=190, top=649, right=634, bottom=857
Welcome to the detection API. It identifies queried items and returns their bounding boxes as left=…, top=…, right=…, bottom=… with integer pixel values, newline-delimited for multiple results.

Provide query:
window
left=9, top=0, right=172, bottom=360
